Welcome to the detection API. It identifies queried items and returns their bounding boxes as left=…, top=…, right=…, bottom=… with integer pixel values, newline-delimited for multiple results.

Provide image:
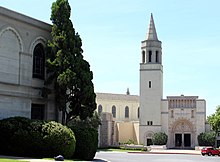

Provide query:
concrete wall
left=0, top=7, right=56, bottom=120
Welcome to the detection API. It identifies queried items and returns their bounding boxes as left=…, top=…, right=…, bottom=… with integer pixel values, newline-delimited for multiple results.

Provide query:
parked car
left=201, top=147, right=220, bottom=156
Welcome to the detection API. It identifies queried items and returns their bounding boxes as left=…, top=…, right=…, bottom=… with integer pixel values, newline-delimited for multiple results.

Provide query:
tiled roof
left=96, top=92, right=139, bottom=102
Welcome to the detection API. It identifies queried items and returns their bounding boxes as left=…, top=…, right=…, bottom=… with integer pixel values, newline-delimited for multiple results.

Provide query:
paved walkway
left=0, top=149, right=201, bottom=161
left=149, top=149, right=200, bottom=155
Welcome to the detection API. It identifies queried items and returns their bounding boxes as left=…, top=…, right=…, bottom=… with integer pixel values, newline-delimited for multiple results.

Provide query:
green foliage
left=71, top=127, right=98, bottom=160
left=41, top=121, right=76, bottom=158
left=208, top=105, right=220, bottom=147
left=197, top=132, right=215, bottom=146
left=45, top=0, right=96, bottom=124
left=68, top=111, right=101, bottom=130
left=152, top=132, right=168, bottom=145
left=68, top=113, right=99, bottom=161
left=0, top=117, right=75, bottom=158
left=208, top=105, right=220, bottom=133
left=124, top=139, right=135, bottom=145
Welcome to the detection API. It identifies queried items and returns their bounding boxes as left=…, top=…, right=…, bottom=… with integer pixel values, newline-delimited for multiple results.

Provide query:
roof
left=0, top=6, right=51, bottom=31
left=146, top=13, right=158, bottom=41
left=96, top=92, right=139, bottom=102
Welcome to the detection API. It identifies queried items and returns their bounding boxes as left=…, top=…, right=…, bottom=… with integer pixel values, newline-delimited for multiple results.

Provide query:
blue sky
left=1, top=0, right=220, bottom=116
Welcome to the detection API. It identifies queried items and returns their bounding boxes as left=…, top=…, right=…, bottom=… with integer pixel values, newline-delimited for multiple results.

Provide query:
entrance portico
left=169, top=119, right=195, bottom=148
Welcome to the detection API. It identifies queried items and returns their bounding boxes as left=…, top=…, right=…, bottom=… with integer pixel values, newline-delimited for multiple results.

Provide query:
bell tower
left=139, top=14, right=163, bottom=145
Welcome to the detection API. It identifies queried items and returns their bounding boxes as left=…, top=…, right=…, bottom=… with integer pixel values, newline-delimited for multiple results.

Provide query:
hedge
left=0, top=117, right=75, bottom=158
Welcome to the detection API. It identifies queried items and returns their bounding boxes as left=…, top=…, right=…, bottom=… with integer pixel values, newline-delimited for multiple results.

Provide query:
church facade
left=97, top=14, right=208, bottom=148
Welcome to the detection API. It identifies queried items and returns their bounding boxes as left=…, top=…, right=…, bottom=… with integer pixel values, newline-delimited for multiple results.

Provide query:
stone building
left=0, top=7, right=56, bottom=121
left=97, top=14, right=207, bottom=148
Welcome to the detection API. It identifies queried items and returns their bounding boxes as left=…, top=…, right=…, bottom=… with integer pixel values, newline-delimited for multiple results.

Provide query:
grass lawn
left=0, top=158, right=28, bottom=162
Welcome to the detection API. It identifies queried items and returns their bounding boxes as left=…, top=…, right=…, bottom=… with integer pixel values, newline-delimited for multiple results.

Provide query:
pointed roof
left=146, top=13, right=158, bottom=41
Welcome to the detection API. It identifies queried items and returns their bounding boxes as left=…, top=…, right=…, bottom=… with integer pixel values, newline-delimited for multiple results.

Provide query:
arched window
left=98, top=105, right=103, bottom=114
left=142, top=51, right=145, bottom=63
left=137, top=107, right=140, bottom=118
left=125, top=106, right=129, bottom=118
left=148, top=50, right=152, bottom=62
left=33, top=43, right=45, bottom=79
left=112, top=105, right=116, bottom=118
left=156, top=51, right=159, bottom=63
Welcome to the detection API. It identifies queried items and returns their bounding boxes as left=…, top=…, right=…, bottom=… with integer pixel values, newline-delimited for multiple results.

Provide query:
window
left=142, top=51, right=145, bottom=63
left=156, top=51, right=159, bottom=62
left=191, top=109, right=194, bottom=118
left=31, top=104, right=45, bottom=120
left=148, top=50, right=152, bottom=62
left=33, top=43, right=45, bottom=79
left=147, top=121, right=153, bottom=125
left=149, top=81, right=152, bottom=88
left=112, top=105, right=116, bottom=118
left=125, top=106, right=129, bottom=118
left=137, top=107, right=140, bottom=118
left=171, top=109, right=174, bottom=118
left=98, top=105, right=103, bottom=114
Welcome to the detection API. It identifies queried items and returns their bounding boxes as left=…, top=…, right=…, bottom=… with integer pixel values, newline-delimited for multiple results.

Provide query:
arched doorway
left=144, top=131, right=154, bottom=146
left=170, top=119, right=195, bottom=148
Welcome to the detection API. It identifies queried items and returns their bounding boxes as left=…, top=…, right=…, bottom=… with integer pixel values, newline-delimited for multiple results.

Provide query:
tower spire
left=146, top=13, right=158, bottom=40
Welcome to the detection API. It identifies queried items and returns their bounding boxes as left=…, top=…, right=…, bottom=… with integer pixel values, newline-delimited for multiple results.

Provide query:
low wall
left=149, top=145, right=167, bottom=150
left=195, top=146, right=211, bottom=151
left=123, top=144, right=147, bottom=150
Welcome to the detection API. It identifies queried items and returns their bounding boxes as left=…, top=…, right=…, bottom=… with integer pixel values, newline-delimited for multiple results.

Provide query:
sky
left=1, top=0, right=220, bottom=116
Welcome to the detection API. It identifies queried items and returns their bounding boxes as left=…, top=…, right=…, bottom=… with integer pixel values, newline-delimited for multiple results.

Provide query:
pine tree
left=45, top=0, right=96, bottom=124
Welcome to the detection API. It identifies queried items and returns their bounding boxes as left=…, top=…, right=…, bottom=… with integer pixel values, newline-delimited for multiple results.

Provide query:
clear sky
left=1, top=0, right=220, bottom=116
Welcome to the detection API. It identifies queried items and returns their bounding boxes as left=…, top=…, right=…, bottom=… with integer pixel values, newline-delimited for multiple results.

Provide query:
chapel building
left=97, top=14, right=208, bottom=148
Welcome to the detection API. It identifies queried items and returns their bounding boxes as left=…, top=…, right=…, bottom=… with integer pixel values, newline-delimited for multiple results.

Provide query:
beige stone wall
left=96, top=93, right=139, bottom=122
left=167, top=96, right=206, bottom=148
left=99, top=113, right=115, bottom=147
left=116, top=121, right=139, bottom=144
left=96, top=93, right=139, bottom=146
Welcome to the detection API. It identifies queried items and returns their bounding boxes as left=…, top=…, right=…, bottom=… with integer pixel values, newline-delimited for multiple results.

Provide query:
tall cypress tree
left=45, top=0, right=96, bottom=124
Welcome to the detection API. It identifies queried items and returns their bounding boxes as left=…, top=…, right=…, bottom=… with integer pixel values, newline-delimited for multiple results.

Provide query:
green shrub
left=124, top=139, right=135, bottom=145
left=0, top=116, right=33, bottom=155
left=41, top=121, right=76, bottom=158
left=71, top=127, right=98, bottom=160
left=0, top=117, right=75, bottom=158
left=68, top=112, right=100, bottom=160
left=198, top=132, right=215, bottom=146
left=152, top=132, right=168, bottom=145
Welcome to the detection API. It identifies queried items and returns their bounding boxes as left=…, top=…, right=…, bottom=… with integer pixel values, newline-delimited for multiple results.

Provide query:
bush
left=0, top=116, right=33, bottom=155
left=152, top=132, right=168, bottom=145
left=71, top=127, right=98, bottom=161
left=68, top=112, right=100, bottom=160
left=41, top=121, right=76, bottom=158
left=0, top=117, right=75, bottom=158
left=198, top=132, right=215, bottom=146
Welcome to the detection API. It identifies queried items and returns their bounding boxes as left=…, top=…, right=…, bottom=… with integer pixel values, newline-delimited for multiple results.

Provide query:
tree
left=152, top=132, right=168, bottom=145
left=45, top=0, right=96, bottom=124
left=197, top=132, right=215, bottom=146
left=207, top=105, right=220, bottom=147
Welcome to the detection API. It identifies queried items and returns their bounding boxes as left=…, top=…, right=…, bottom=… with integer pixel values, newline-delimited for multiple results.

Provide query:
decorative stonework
left=171, top=118, right=194, bottom=133
left=29, top=36, right=47, bottom=54
left=0, top=26, right=23, bottom=52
